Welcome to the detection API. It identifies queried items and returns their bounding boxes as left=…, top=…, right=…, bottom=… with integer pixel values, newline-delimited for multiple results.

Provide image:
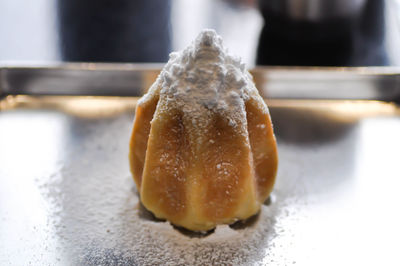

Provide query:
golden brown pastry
left=130, top=30, right=278, bottom=231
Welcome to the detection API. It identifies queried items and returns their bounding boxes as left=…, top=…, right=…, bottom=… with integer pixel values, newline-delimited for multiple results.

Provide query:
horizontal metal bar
left=1, top=63, right=400, bottom=102
left=0, top=63, right=163, bottom=97
left=252, top=67, right=400, bottom=102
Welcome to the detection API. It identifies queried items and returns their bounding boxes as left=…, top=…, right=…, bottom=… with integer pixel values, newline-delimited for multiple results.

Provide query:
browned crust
left=245, top=99, right=278, bottom=202
left=129, top=95, right=159, bottom=188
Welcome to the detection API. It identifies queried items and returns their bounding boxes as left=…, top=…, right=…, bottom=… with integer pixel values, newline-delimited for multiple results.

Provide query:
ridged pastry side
left=129, top=93, right=278, bottom=231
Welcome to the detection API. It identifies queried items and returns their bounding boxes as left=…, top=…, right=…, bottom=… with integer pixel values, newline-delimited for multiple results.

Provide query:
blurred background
left=0, top=0, right=399, bottom=67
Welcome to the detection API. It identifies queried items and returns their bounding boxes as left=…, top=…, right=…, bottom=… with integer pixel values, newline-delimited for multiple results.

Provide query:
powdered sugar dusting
left=140, top=29, right=269, bottom=135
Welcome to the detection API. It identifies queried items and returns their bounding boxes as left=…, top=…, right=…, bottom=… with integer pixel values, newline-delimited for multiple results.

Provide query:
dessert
left=129, top=30, right=278, bottom=231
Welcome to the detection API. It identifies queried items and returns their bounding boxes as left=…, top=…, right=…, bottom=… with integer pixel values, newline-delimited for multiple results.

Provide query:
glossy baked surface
left=130, top=91, right=278, bottom=231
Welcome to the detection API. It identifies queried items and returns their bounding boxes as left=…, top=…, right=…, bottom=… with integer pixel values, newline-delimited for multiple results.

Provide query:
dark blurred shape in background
left=257, top=0, right=388, bottom=66
left=0, top=0, right=399, bottom=66
left=57, top=0, right=171, bottom=62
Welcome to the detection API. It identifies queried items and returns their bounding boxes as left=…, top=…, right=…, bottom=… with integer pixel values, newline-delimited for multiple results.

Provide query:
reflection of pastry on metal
left=129, top=30, right=278, bottom=232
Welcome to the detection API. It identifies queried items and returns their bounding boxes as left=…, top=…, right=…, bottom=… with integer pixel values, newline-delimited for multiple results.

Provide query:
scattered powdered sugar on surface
left=140, top=29, right=269, bottom=136
left=29, top=112, right=292, bottom=266
left=0, top=102, right=314, bottom=265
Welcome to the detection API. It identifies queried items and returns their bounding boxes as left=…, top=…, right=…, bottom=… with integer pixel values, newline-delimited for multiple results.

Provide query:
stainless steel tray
left=1, top=64, right=400, bottom=265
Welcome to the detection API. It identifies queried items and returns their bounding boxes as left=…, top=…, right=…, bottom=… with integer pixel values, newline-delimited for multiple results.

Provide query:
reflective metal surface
left=1, top=64, right=400, bottom=102
left=1, top=95, right=400, bottom=265
left=0, top=63, right=162, bottom=98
